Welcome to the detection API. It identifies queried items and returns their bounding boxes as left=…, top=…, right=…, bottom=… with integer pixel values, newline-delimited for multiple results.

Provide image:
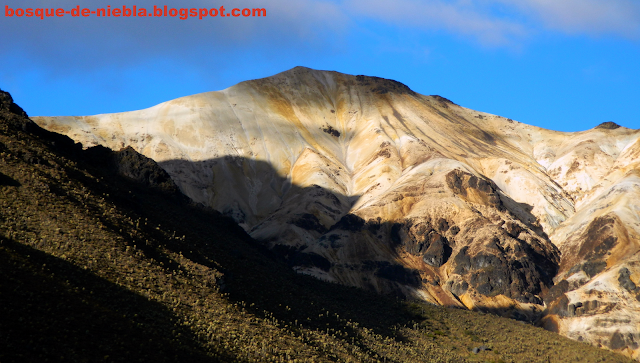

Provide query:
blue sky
left=1, top=0, right=639, bottom=132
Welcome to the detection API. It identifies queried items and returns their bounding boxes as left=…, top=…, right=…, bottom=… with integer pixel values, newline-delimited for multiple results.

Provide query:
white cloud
left=495, top=0, right=640, bottom=37
left=1, top=0, right=638, bottom=77
left=0, top=0, right=349, bottom=71
left=346, top=0, right=528, bottom=46
left=346, top=0, right=640, bottom=46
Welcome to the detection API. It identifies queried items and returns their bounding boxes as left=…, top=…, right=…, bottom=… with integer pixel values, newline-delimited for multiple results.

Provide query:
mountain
left=33, top=66, right=640, bottom=360
left=5, top=88, right=633, bottom=363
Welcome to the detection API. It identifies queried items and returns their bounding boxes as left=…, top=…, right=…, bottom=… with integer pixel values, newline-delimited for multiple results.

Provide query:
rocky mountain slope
left=4, top=88, right=632, bottom=363
left=5, top=88, right=623, bottom=363
left=34, top=67, right=640, bottom=359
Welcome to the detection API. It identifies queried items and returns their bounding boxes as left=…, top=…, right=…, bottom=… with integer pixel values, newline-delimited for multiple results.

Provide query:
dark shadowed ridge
left=595, top=121, right=622, bottom=130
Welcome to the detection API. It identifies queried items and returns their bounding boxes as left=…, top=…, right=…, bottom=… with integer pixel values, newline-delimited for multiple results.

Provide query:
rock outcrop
left=33, top=67, right=640, bottom=359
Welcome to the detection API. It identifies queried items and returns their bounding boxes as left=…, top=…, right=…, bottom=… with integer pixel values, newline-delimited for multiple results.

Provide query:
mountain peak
left=595, top=121, right=622, bottom=130
left=353, top=74, right=415, bottom=95
left=254, top=66, right=416, bottom=96
left=0, top=89, right=28, bottom=118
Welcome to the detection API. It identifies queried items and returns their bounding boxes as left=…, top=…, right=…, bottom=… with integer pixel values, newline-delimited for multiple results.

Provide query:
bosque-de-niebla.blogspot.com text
left=4, top=5, right=266, bottom=20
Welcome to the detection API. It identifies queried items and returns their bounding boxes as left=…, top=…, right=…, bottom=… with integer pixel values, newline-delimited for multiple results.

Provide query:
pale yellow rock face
left=34, top=67, right=640, bottom=359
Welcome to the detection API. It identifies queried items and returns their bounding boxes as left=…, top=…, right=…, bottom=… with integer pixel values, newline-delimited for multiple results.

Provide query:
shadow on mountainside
left=82, top=161, right=417, bottom=340
left=0, top=90, right=420, bottom=360
left=157, top=156, right=560, bottom=317
left=0, top=237, right=224, bottom=363
left=81, top=154, right=566, bottom=355
left=0, top=96, right=417, bottom=344
left=158, top=155, right=359, bottom=228
left=0, top=171, right=21, bottom=187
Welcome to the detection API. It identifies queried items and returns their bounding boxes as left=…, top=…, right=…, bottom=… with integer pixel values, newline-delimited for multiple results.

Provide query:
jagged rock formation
left=34, top=67, right=640, bottom=359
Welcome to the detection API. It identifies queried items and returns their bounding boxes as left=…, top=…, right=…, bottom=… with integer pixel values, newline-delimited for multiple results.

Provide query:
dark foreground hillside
left=0, top=90, right=632, bottom=362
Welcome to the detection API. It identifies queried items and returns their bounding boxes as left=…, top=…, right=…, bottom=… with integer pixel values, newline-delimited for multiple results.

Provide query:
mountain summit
left=34, top=67, right=640, bottom=359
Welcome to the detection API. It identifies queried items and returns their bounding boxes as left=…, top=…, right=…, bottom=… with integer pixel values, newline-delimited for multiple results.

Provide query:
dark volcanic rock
left=544, top=279, right=569, bottom=305
left=452, top=246, right=472, bottom=272
left=568, top=301, right=582, bottom=316
left=579, top=261, right=607, bottom=278
left=84, top=145, right=179, bottom=193
left=321, top=125, right=341, bottom=137
left=562, top=214, right=621, bottom=278
left=0, top=90, right=34, bottom=133
left=355, top=75, right=416, bottom=95
left=609, top=331, right=639, bottom=350
left=446, top=278, right=469, bottom=296
left=430, top=95, right=458, bottom=107
left=595, top=121, right=621, bottom=130
left=0, top=90, right=28, bottom=118
left=391, top=220, right=426, bottom=253
left=445, top=170, right=503, bottom=210
left=390, top=222, right=408, bottom=248
left=503, top=221, right=523, bottom=238
left=436, top=218, right=449, bottom=233
left=619, top=267, right=637, bottom=292
left=387, top=218, right=458, bottom=257
left=290, top=252, right=331, bottom=271
left=292, top=213, right=328, bottom=234
left=368, top=261, right=421, bottom=287
left=114, top=146, right=178, bottom=192
left=422, top=233, right=452, bottom=267
left=446, top=224, right=558, bottom=305
left=549, top=294, right=571, bottom=317
left=0, top=90, right=82, bottom=158
left=330, top=213, right=366, bottom=232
